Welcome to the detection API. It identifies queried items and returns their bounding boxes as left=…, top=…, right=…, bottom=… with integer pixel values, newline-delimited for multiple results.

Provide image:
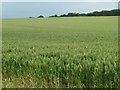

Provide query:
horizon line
left=1, top=8, right=119, bottom=19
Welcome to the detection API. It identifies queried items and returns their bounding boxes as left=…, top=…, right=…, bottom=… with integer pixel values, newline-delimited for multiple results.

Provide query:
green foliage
left=2, top=16, right=119, bottom=88
left=50, top=9, right=120, bottom=17
left=37, top=15, right=44, bottom=18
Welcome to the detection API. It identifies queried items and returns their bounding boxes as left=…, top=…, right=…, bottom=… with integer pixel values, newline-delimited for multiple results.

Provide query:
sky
left=2, top=2, right=119, bottom=18
left=1, top=0, right=120, bottom=2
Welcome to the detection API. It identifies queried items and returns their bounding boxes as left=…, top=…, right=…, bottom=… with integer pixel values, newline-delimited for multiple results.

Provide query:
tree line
left=30, top=9, right=120, bottom=18
left=49, top=9, right=120, bottom=17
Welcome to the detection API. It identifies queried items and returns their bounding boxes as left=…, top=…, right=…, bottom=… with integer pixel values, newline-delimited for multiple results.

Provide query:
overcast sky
left=1, top=0, right=120, bottom=2
left=2, top=2, right=118, bottom=18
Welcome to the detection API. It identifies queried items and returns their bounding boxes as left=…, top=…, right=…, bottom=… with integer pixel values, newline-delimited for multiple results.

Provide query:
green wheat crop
left=2, top=16, right=119, bottom=88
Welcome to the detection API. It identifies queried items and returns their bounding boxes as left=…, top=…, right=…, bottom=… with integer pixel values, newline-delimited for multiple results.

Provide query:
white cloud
left=1, top=0, right=120, bottom=2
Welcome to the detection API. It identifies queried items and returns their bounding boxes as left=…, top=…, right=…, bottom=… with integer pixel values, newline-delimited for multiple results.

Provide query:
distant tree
left=38, top=15, right=44, bottom=18
left=49, top=14, right=58, bottom=17
left=54, top=14, right=58, bottom=17
left=80, top=13, right=86, bottom=16
left=92, top=11, right=101, bottom=16
left=49, top=9, right=120, bottom=17
left=60, top=14, right=67, bottom=17
left=29, top=17, right=34, bottom=18
left=67, top=13, right=80, bottom=17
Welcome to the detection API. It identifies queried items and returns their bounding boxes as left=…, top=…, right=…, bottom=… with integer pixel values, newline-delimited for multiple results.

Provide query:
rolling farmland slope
left=2, top=17, right=119, bottom=88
